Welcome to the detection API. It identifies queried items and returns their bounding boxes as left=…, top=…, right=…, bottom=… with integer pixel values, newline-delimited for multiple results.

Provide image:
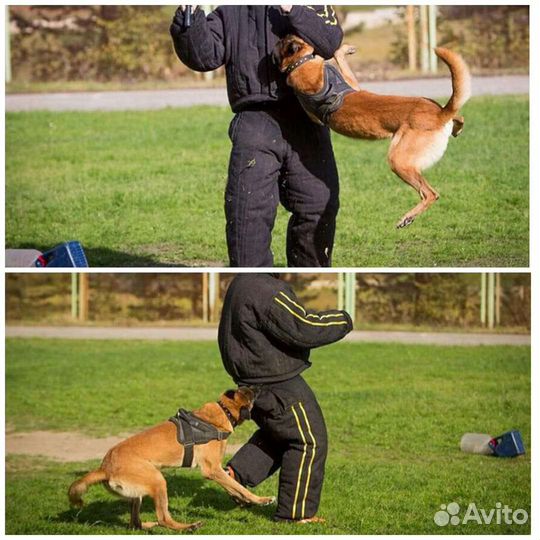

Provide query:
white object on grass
left=460, top=433, right=494, bottom=455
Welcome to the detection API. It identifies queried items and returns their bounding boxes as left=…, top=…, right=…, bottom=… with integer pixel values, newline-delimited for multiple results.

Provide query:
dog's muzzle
left=239, top=406, right=251, bottom=422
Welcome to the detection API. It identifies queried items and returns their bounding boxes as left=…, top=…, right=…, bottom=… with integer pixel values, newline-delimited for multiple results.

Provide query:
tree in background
left=6, top=274, right=71, bottom=322
left=6, top=274, right=530, bottom=330
left=89, top=274, right=204, bottom=321
left=390, top=5, right=529, bottom=70
left=355, top=274, right=530, bottom=329
left=438, top=6, right=529, bottom=69
left=10, top=6, right=529, bottom=84
left=9, top=6, right=185, bottom=82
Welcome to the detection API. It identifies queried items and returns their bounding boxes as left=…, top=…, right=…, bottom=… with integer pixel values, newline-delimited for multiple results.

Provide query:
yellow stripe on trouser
left=291, top=405, right=307, bottom=519
left=298, top=402, right=317, bottom=518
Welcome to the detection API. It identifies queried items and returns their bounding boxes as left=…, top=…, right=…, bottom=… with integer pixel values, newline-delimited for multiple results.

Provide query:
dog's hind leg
left=388, top=130, right=441, bottom=228
left=110, top=460, right=201, bottom=531
left=147, top=469, right=202, bottom=532
left=128, top=497, right=143, bottom=530
left=392, top=167, right=439, bottom=228
left=452, top=116, right=465, bottom=137
left=388, top=129, right=442, bottom=229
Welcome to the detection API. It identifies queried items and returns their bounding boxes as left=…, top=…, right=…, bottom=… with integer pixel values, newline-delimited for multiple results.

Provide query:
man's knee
left=283, top=182, right=339, bottom=221
left=224, top=464, right=246, bottom=486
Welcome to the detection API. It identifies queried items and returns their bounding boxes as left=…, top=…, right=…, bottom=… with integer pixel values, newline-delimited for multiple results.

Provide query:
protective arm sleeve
left=261, top=289, right=353, bottom=349
left=286, top=5, right=343, bottom=59
left=170, top=6, right=226, bottom=72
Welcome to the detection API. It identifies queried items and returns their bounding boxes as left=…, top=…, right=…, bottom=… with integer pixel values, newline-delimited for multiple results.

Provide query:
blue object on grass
left=489, top=430, right=525, bottom=457
left=34, top=241, right=89, bottom=268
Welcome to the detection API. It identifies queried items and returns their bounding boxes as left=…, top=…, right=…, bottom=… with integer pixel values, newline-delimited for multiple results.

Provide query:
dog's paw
left=259, top=496, right=276, bottom=506
left=186, top=521, right=203, bottom=532
left=298, top=516, right=326, bottom=524
left=230, top=495, right=248, bottom=507
left=396, top=216, right=415, bottom=229
left=336, top=44, right=356, bottom=58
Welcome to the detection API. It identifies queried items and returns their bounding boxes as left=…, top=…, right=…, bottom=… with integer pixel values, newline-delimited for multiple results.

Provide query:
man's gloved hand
left=172, top=5, right=198, bottom=31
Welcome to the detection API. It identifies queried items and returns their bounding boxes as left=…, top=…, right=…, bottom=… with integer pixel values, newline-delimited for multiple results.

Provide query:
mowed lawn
left=5, top=95, right=529, bottom=267
left=5, top=339, right=530, bottom=534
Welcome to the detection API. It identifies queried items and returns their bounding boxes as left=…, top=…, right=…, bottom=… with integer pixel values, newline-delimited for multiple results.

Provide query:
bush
left=94, top=7, right=179, bottom=81
left=390, top=6, right=529, bottom=70
left=10, top=6, right=186, bottom=82
left=438, top=6, right=529, bottom=69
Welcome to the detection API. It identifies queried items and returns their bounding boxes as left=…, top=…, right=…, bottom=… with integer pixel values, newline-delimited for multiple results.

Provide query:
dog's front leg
left=201, top=464, right=275, bottom=506
left=334, top=44, right=361, bottom=91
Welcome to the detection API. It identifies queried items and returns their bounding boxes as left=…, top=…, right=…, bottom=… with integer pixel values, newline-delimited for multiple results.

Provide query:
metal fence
left=5, top=273, right=530, bottom=330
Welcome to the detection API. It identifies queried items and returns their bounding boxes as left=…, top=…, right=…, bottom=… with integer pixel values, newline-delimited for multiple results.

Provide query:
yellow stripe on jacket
left=279, top=292, right=345, bottom=320
left=274, top=296, right=348, bottom=326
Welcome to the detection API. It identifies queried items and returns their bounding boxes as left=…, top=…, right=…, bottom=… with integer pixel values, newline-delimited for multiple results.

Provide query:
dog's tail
left=435, top=47, right=471, bottom=117
left=68, top=469, right=107, bottom=507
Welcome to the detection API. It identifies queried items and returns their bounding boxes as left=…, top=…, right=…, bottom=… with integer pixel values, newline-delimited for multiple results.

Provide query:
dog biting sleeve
left=286, top=6, right=343, bottom=59
left=296, top=64, right=355, bottom=125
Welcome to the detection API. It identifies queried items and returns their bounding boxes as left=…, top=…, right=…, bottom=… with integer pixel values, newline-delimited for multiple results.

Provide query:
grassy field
left=5, top=338, right=530, bottom=534
left=5, top=95, right=529, bottom=267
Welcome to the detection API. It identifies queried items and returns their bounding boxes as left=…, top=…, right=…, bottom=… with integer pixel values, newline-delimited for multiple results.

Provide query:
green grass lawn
left=5, top=338, right=530, bottom=534
left=5, top=95, right=529, bottom=267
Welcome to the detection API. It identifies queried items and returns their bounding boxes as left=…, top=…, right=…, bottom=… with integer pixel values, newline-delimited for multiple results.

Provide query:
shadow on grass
left=57, top=498, right=130, bottom=530
left=55, top=474, right=274, bottom=531
left=10, top=243, right=186, bottom=268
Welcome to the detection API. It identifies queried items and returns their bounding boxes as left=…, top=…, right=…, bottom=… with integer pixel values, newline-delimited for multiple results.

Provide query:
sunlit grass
left=5, top=338, right=530, bottom=534
left=6, top=95, right=529, bottom=267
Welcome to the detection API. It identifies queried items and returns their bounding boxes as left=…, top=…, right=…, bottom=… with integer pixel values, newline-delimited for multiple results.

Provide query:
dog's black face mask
left=223, top=388, right=254, bottom=424
left=239, top=406, right=251, bottom=422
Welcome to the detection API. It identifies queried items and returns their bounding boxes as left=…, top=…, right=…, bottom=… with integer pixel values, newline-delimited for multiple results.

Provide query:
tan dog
left=68, top=388, right=275, bottom=532
left=274, top=35, right=472, bottom=228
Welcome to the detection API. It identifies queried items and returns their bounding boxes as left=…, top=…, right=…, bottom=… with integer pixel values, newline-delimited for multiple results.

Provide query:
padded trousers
left=225, top=105, right=340, bottom=268
left=228, top=375, right=328, bottom=520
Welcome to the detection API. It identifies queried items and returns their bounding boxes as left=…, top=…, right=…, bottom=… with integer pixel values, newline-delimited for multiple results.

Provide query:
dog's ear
left=236, top=386, right=255, bottom=404
left=224, top=389, right=236, bottom=400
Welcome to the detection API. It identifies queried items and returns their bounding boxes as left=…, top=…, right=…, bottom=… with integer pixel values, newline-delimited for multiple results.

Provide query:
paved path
left=6, top=75, right=528, bottom=112
left=6, top=326, right=530, bottom=346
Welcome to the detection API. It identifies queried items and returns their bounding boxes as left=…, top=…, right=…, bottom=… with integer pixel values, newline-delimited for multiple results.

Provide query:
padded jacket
left=170, top=5, right=343, bottom=112
left=218, top=274, right=353, bottom=385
